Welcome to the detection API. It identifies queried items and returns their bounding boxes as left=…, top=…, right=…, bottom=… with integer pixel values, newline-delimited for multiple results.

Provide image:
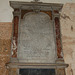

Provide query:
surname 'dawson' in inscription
left=18, top=12, right=56, bottom=63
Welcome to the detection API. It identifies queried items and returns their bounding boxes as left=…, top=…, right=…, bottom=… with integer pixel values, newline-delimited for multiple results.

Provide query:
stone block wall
left=0, top=22, right=12, bottom=75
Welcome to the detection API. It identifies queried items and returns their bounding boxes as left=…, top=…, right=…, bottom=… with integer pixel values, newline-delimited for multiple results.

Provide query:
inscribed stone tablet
left=18, top=12, right=56, bottom=63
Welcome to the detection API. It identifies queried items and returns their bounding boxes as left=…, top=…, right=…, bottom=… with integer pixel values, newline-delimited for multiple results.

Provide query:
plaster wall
left=60, top=3, right=75, bottom=75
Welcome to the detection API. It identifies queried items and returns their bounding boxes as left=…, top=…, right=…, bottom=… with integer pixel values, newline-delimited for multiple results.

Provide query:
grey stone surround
left=7, top=1, right=68, bottom=75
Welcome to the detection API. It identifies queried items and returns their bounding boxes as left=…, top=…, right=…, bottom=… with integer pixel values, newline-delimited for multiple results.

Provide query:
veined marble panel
left=18, top=12, right=56, bottom=63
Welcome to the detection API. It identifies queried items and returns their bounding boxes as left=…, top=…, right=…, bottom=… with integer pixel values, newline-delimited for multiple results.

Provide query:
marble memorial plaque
left=18, top=12, right=56, bottom=63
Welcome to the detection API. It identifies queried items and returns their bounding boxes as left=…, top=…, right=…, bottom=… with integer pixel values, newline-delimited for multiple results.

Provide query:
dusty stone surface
left=60, top=3, right=75, bottom=75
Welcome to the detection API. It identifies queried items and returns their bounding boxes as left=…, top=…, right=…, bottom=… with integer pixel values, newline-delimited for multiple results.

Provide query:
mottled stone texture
left=0, top=22, right=12, bottom=75
left=55, top=17, right=62, bottom=58
left=60, top=3, right=75, bottom=75
left=12, top=16, right=19, bottom=58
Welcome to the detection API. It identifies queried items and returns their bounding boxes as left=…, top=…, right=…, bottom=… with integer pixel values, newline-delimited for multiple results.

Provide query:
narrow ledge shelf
left=6, top=62, right=69, bottom=69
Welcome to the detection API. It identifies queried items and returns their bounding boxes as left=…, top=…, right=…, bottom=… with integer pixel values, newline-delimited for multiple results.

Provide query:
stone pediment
left=10, top=1, right=63, bottom=11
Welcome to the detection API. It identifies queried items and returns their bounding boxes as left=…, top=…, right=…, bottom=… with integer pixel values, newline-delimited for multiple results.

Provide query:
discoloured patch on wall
left=60, top=3, right=75, bottom=75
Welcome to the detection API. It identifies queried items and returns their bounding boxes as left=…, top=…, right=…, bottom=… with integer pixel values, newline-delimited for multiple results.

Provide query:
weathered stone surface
left=18, top=12, right=56, bottom=63
left=0, top=22, right=12, bottom=75
left=0, top=22, right=12, bottom=39
left=60, top=3, right=75, bottom=75
left=10, top=68, right=18, bottom=75
left=56, top=68, right=65, bottom=75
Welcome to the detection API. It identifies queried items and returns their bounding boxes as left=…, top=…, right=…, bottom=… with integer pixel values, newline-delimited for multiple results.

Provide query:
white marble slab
left=18, top=12, right=56, bottom=63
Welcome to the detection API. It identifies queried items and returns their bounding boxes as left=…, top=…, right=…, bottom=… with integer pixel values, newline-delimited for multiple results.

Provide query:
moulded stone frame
left=8, top=1, right=68, bottom=75
left=10, top=1, right=63, bottom=62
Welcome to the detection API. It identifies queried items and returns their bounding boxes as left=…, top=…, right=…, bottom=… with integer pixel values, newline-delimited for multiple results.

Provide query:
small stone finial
left=33, top=0, right=40, bottom=2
